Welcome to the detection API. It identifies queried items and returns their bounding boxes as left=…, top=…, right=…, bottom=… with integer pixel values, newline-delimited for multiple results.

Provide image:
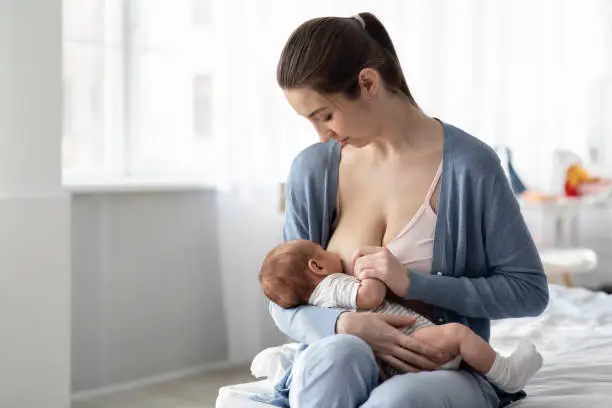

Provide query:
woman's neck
left=368, top=94, right=438, bottom=157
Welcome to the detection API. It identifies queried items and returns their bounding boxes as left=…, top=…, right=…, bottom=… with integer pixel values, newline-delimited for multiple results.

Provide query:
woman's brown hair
left=277, top=12, right=416, bottom=105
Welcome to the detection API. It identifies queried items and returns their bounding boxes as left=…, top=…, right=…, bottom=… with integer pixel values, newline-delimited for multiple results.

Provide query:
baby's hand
left=356, top=277, right=386, bottom=309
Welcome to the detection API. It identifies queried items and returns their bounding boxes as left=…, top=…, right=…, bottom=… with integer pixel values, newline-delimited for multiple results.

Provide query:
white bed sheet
left=216, top=285, right=612, bottom=407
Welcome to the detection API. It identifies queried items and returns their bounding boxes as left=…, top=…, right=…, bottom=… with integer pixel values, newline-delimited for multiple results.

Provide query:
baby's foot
left=504, top=342, right=543, bottom=393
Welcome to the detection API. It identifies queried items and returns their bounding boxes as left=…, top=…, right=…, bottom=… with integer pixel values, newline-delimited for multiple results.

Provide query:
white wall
left=0, top=1, right=71, bottom=408
left=71, top=191, right=226, bottom=392
left=71, top=189, right=287, bottom=393
left=217, top=185, right=288, bottom=364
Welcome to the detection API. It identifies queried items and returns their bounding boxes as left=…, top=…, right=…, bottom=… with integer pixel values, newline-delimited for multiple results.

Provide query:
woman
left=269, top=12, right=549, bottom=408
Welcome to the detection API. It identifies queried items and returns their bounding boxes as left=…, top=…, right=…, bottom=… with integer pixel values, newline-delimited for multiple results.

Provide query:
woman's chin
left=336, top=137, right=369, bottom=149
left=338, top=137, right=350, bottom=147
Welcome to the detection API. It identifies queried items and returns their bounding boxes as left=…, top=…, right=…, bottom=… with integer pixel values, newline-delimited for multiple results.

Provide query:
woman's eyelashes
left=310, top=113, right=332, bottom=126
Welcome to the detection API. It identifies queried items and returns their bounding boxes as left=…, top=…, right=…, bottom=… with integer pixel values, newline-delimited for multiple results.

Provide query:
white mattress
left=217, top=285, right=612, bottom=407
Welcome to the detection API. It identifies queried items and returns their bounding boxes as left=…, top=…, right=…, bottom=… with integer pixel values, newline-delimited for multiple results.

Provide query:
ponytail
left=278, top=12, right=417, bottom=106
left=357, top=12, right=415, bottom=104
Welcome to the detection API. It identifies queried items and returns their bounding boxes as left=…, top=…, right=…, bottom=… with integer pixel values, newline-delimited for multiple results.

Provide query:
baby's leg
left=411, top=323, right=494, bottom=373
left=412, top=323, right=543, bottom=393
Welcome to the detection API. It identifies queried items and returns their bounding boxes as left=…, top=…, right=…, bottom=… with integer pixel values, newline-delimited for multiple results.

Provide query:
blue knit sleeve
left=407, top=161, right=549, bottom=319
left=268, top=148, right=343, bottom=344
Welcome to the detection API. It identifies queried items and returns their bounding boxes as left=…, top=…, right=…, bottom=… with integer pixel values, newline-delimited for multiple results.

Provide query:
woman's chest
left=326, top=158, right=441, bottom=272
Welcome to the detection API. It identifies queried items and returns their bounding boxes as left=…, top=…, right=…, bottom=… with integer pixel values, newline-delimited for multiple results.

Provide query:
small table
left=520, top=196, right=612, bottom=247
left=519, top=197, right=607, bottom=287
left=538, top=247, right=598, bottom=287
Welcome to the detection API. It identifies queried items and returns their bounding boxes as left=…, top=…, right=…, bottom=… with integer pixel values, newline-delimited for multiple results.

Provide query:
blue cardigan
left=270, top=121, right=549, bottom=344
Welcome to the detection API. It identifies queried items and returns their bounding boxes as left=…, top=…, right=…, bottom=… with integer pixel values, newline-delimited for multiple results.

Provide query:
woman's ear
left=307, top=258, right=327, bottom=276
left=357, top=68, right=381, bottom=98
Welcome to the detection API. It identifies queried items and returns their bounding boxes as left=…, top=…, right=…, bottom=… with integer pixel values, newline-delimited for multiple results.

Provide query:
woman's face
left=284, top=85, right=380, bottom=148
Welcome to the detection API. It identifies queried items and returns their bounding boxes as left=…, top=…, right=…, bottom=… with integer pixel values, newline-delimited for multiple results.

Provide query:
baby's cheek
left=341, top=259, right=354, bottom=276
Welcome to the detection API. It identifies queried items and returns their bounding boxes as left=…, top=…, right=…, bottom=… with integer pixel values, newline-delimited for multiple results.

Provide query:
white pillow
left=250, top=343, right=300, bottom=384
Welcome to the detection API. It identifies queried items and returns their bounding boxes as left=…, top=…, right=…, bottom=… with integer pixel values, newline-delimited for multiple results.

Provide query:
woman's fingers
left=389, top=340, right=440, bottom=371
left=351, top=246, right=385, bottom=266
left=354, top=253, right=387, bottom=279
left=357, top=270, right=380, bottom=284
left=340, top=312, right=445, bottom=373
left=377, top=315, right=439, bottom=371
left=395, top=332, right=449, bottom=365
left=357, top=269, right=383, bottom=281
left=379, top=313, right=417, bottom=328
left=352, top=248, right=410, bottom=296
left=353, top=256, right=377, bottom=276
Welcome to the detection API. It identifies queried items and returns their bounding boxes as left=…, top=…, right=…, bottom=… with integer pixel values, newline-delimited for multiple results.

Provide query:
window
left=62, top=0, right=217, bottom=185
left=192, top=75, right=213, bottom=139
left=64, top=1, right=611, bottom=190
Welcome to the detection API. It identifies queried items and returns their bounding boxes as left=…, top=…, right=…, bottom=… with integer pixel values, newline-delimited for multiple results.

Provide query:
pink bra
left=385, top=161, right=442, bottom=274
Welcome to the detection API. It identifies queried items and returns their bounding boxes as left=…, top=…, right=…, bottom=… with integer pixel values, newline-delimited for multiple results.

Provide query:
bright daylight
left=2, top=1, right=612, bottom=408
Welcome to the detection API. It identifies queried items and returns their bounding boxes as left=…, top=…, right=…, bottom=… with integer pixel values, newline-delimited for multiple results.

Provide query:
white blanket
left=490, top=285, right=612, bottom=407
left=217, top=285, right=612, bottom=407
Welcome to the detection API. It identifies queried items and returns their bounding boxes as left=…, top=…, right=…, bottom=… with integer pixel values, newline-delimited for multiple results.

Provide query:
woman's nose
left=319, top=130, right=336, bottom=143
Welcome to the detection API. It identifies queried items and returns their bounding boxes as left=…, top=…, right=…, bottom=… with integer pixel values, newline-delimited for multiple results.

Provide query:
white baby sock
left=485, top=341, right=543, bottom=393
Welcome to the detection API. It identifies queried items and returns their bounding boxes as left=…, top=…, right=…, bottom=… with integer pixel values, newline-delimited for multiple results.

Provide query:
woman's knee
left=364, top=371, right=498, bottom=408
left=295, top=334, right=376, bottom=374
left=290, top=334, right=378, bottom=408
left=365, top=373, right=443, bottom=408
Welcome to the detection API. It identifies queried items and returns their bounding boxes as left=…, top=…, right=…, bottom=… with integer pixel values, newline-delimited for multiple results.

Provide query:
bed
left=216, top=285, right=612, bottom=407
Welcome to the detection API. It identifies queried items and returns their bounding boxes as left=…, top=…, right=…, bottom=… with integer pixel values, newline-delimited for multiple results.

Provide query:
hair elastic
left=352, top=14, right=365, bottom=29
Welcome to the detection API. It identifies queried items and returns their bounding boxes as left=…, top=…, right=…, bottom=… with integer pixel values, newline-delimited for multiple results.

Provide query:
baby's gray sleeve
left=309, top=273, right=360, bottom=310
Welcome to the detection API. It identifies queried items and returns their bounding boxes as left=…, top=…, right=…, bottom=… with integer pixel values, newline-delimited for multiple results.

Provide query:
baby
left=260, top=239, right=543, bottom=393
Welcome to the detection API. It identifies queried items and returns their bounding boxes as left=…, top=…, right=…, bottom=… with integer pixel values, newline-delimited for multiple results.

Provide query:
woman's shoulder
left=442, top=122, right=502, bottom=178
left=288, top=141, right=340, bottom=183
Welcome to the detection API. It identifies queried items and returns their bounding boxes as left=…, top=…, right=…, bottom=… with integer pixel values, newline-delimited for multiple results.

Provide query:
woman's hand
left=352, top=246, right=409, bottom=297
left=336, top=312, right=452, bottom=373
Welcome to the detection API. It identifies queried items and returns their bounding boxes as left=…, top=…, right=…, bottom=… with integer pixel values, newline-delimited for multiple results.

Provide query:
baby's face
left=314, top=245, right=344, bottom=276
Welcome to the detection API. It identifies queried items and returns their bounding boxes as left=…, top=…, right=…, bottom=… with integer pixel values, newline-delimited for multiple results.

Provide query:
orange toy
left=564, top=163, right=599, bottom=197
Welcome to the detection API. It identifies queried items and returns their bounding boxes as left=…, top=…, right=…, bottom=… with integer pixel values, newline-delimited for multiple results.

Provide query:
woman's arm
left=268, top=302, right=342, bottom=344
left=268, top=157, right=343, bottom=344
left=407, top=171, right=549, bottom=319
left=353, top=166, right=549, bottom=320
left=268, top=215, right=343, bottom=344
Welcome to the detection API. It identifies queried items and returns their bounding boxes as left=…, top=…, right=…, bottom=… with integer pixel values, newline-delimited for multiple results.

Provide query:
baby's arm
left=310, top=273, right=386, bottom=310
left=356, top=278, right=386, bottom=310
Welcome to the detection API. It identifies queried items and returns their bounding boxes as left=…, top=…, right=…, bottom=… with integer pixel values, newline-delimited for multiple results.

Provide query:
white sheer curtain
left=214, top=0, right=612, bottom=362
left=213, top=0, right=611, bottom=190
left=62, top=0, right=611, bottom=187
left=62, top=0, right=221, bottom=182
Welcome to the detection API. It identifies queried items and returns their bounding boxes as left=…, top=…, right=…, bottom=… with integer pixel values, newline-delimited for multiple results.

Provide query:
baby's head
left=259, top=239, right=343, bottom=308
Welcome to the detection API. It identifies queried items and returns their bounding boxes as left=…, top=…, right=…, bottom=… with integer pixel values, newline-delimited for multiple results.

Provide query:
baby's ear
left=308, top=258, right=326, bottom=276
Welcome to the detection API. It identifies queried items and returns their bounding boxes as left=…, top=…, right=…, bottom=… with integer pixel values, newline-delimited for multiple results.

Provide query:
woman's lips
left=339, top=137, right=349, bottom=146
